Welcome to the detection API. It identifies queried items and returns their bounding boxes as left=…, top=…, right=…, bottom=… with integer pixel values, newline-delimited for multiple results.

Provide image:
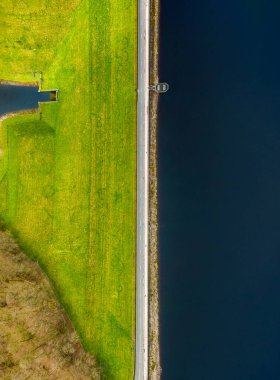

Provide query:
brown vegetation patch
left=0, top=230, right=101, bottom=379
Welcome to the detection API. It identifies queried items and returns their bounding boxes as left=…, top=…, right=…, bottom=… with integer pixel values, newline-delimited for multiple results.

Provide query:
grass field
left=0, top=1, right=137, bottom=379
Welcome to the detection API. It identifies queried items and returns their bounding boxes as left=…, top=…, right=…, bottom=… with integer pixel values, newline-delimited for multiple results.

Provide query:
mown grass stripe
left=0, top=1, right=137, bottom=378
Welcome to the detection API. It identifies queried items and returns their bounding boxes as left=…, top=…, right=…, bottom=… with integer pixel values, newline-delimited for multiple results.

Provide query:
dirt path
left=0, top=230, right=101, bottom=379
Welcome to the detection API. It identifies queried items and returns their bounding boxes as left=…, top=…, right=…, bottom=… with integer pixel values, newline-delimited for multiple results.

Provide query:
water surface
left=159, top=1, right=280, bottom=379
left=0, top=85, right=51, bottom=116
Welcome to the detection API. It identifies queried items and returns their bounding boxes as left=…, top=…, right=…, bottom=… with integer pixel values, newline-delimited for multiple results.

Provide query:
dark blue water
left=0, top=85, right=50, bottom=116
left=159, top=1, right=280, bottom=379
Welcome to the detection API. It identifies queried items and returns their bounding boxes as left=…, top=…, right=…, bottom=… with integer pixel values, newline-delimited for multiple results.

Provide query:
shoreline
left=149, top=0, right=161, bottom=377
left=0, top=79, right=38, bottom=87
left=0, top=109, right=38, bottom=122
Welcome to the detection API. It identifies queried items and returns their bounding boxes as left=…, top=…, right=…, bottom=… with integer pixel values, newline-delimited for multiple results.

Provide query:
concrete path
left=134, top=0, right=150, bottom=379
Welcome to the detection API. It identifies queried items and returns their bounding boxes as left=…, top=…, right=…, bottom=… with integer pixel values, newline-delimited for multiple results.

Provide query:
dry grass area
left=0, top=230, right=101, bottom=380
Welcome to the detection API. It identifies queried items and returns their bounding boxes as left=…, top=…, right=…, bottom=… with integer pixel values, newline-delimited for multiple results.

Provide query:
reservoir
left=159, top=1, right=280, bottom=379
left=0, top=85, right=53, bottom=116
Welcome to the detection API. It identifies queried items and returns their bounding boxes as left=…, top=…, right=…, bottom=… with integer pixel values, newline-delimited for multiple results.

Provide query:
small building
left=38, top=89, right=59, bottom=103
left=50, top=90, right=58, bottom=101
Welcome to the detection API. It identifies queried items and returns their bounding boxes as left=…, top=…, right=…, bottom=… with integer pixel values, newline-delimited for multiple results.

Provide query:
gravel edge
left=149, top=0, right=161, bottom=378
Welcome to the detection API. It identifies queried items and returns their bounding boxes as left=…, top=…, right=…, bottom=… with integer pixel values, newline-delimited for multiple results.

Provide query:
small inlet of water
left=0, top=85, right=58, bottom=116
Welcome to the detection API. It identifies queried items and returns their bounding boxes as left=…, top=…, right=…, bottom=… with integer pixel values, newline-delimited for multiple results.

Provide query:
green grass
left=0, top=1, right=137, bottom=379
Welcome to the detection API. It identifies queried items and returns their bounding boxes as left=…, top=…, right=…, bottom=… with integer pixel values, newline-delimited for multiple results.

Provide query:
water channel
left=159, top=1, right=280, bottom=379
left=0, top=85, right=53, bottom=116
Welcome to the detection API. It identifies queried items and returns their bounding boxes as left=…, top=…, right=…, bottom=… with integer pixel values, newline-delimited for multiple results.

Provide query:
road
left=134, top=0, right=150, bottom=378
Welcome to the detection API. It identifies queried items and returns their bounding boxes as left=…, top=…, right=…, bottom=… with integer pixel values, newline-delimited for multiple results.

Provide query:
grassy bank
left=0, top=1, right=137, bottom=379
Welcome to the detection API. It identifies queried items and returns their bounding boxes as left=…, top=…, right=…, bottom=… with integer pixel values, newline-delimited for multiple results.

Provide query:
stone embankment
left=149, top=0, right=161, bottom=378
